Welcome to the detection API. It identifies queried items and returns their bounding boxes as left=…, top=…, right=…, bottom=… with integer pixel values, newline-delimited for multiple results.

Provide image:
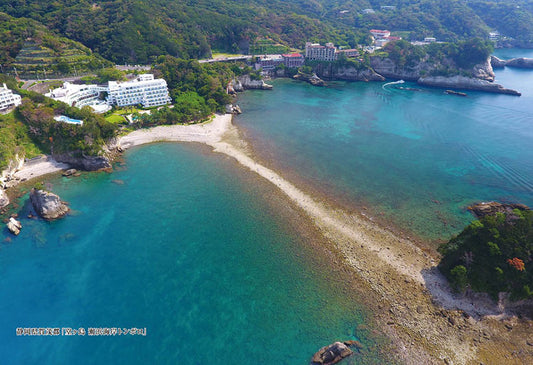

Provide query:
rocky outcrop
left=231, top=75, right=273, bottom=91
left=0, top=189, right=9, bottom=209
left=294, top=72, right=326, bottom=86
left=468, top=201, right=530, bottom=218
left=53, top=153, right=111, bottom=171
left=225, top=104, right=242, bottom=114
left=505, top=57, right=533, bottom=69
left=417, top=76, right=521, bottom=96
left=310, top=342, right=353, bottom=365
left=62, top=168, right=78, bottom=177
left=1, top=153, right=25, bottom=188
left=490, top=56, right=507, bottom=68
left=7, top=217, right=22, bottom=235
left=30, top=188, right=69, bottom=220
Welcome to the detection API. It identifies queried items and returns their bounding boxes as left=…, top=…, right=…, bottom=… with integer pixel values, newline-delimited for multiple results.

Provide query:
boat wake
left=382, top=80, right=405, bottom=90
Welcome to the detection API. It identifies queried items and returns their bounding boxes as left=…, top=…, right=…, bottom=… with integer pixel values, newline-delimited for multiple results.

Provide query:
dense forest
left=1, top=0, right=533, bottom=67
left=439, top=207, right=533, bottom=300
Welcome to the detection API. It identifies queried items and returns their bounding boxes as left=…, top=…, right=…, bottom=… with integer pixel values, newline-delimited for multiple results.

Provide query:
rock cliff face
left=370, top=56, right=495, bottom=82
left=231, top=75, right=273, bottom=90
left=313, top=63, right=385, bottom=81
left=30, top=188, right=69, bottom=220
left=1, top=154, right=25, bottom=188
left=418, top=76, right=521, bottom=95
left=490, top=55, right=507, bottom=68
left=53, top=153, right=111, bottom=171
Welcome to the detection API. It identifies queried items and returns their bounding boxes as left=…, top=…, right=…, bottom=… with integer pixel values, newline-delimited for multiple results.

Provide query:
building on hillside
left=336, top=49, right=359, bottom=58
left=424, top=37, right=437, bottom=43
left=256, top=55, right=284, bottom=70
left=380, top=6, right=396, bottom=11
left=305, top=42, right=337, bottom=61
left=362, top=9, right=375, bottom=14
left=46, top=82, right=110, bottom=113
left=107, top=74, right=171, bottom=108
left=370, top=29, right=391, bottom=39
left=489, top=32, right=500, bottom=41
left=0, top=84, right=22, bottom=111
left=282, top=53, right=305, bottom=68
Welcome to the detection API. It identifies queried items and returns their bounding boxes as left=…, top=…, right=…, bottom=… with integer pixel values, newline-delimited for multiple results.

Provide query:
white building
left=107, top=74, right=171, bottom=108
left=0, top=84, right=22, bottom=111
left=46, top=82, right=109, bottom=112
left=305, top=42, right=337, bottom=61
left=370, top=29, right=391, bottom=39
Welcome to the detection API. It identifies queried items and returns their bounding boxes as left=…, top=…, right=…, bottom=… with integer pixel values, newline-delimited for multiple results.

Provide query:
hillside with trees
left=1, top=0, right=532, bottom=67
left=0, top=12, right=111, bottom=78
left=439, top=205, right=533, bottom=300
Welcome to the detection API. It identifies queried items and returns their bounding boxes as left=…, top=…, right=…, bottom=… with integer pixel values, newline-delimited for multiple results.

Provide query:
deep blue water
left=0, top=144, right=381, bottom=364
left=235, top=53, right=533, bottom=241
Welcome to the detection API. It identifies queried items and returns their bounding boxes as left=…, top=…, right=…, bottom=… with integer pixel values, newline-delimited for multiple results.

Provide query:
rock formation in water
left=310, top=341, right=354, bottom=365
left=30, top=188, right=69, bottom=220
left=505, top=57, right=533, bottom=69
left=418, top=76, right=521, bottom=95
left=7, top=217, right=22, bottom=235
left=468, top=201, right=530, bottom=218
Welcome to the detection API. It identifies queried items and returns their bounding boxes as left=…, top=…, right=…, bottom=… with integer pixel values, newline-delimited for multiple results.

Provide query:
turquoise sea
left=0, top=144, right=381, bottom=364
left=2, top=50, right=533, bottom=364
left=235, top=49, right=533, bottom=241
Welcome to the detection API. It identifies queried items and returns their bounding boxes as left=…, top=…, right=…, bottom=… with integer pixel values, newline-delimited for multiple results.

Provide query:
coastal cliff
left=313, top=63, right=385, bottom=82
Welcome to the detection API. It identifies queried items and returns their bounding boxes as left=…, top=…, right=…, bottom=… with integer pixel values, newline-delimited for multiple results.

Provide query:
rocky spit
left=491, top=56, right=533, bottom=69
left=29, top=188, right=69, bottom=220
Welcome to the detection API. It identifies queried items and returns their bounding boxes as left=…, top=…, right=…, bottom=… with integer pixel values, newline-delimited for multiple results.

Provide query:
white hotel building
left=47, top=74, right=171, bottom=113
left=107, top=74, right=171, bottom=108
left=47, top=82, right=109, bottom=112
left=0, top=83, right=22, bottom=111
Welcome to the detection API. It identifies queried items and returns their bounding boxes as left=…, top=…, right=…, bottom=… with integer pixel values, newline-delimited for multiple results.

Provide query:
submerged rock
left=30, top=188, right=69, bottom=220
left=7, top=217, right=22, bottom=235
left=310, top=341, right=353, bottom=365
left=468, top=201, right=530, bottom=218
left=0, top=189, right=9, bottom=209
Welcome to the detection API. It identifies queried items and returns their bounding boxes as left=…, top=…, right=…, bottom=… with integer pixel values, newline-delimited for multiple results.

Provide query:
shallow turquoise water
left=235, top=56, right=533, bottom=241
left=0, top=144, right=382, bottom=364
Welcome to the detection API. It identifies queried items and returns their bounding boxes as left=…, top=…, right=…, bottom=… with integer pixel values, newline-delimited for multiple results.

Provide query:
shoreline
left=115, top=114, right=533, bottom=363
left=6, top=113, right=533, bottom=363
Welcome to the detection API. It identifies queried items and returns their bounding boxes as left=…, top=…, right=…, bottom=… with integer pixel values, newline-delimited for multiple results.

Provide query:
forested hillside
left=0, top=12, right=111, bottom=78
left=2, top=0, right=533, bottom=66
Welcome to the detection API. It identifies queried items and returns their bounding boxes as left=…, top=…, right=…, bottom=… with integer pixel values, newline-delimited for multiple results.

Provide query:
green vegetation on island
left=439, top=206, right=533, bottom=300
